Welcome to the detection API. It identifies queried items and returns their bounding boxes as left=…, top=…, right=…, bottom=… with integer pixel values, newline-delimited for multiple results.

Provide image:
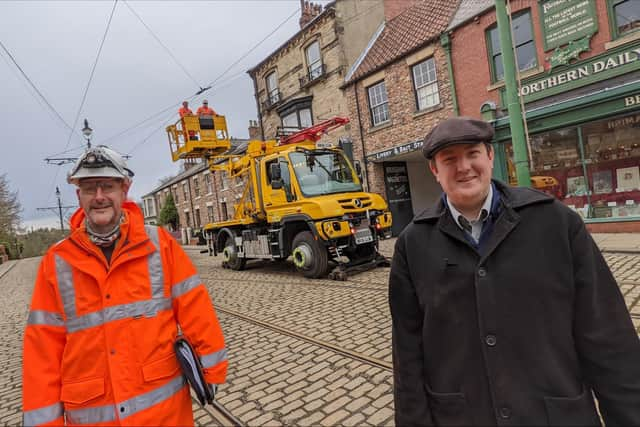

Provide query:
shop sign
left=516, top=43, right=640, bottom=103
left=624, top=94, right=640, bottom=108
left=607, top=113, right=640, bottom=130
left=366, top=139, right=423, bottom=162
left=539, top=0, right=598, bottom=51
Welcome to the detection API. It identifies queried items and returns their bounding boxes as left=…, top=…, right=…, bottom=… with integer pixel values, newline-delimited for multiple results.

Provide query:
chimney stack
left=248, top=120, right=262, bottom=140
left=299, top=0, right=323, bottom=29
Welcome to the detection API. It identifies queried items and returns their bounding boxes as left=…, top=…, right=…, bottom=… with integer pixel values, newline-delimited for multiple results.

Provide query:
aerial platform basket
left=167, top=115, right=231, bottom=162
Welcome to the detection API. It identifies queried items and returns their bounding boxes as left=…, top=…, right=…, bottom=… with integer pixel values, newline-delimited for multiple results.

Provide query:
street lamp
left=82, top=119, right=93, bottom=149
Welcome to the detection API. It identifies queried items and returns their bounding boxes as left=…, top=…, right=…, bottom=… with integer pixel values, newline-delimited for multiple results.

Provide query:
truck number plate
left=355, top=227, right=373, bottom=245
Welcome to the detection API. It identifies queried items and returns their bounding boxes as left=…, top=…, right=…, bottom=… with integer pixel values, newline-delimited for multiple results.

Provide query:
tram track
left=191, top=397, right=245, bottom=427
left=0, top=260, right=18, bottom=281
left=200, top=271, right=388, bottom=293
left=216, top=305, right=393, bottom=372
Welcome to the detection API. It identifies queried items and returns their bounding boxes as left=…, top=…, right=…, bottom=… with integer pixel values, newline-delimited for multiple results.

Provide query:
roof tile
left=349, top=0, right=460, bottom=83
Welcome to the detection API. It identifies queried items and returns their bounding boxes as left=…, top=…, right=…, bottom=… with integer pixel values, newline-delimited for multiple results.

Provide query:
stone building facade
left=344, top=0, right=459, bottom=235
left=247, top=0, right=384, bottom=143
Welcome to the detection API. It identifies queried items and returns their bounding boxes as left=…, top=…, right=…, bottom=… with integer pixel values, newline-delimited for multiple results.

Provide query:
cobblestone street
left=2, top=237, right=639, bottom=426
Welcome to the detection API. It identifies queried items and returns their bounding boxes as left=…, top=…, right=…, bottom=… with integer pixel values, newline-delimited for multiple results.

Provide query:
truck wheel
left=222, top=236, right=246, bottom=271
left=291, top=231, right=328, bottom=278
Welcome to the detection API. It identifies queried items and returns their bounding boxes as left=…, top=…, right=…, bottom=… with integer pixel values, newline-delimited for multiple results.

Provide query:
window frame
left=265, top=70, right=280, bottom=104
left=194, top=208, right=201, bottom=228
left=608, top=0, right=640, bottom=40
left=172, top=186, right=179, bottom=204
left=204, top=173, right=213, bottom=195
left=411, top=57, right=440, bottom=111
left=193, top=177, right=200, bottom=197
left=182, top=182, right=188, bottom=201
left=367, top=80, right=390, bottom=127
left=221, top=172, right=228, bottom=190
left=486, top=9, right=538, bottom=83
left=281, top=107, right=313, bottom=130
left=305, top=40, right=323, bottom=80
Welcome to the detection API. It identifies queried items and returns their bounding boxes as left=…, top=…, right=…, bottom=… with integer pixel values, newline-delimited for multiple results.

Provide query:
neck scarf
left=86, top=214, right=124, bottom=247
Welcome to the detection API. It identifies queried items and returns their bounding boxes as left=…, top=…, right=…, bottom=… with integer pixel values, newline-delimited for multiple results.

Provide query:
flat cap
left=422, top=117, right=494, bottom=159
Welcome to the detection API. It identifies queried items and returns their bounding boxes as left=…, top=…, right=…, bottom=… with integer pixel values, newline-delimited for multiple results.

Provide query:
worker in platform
left=22, top=145, right=227, bottom=426
left=389, top=117, right=640, bottom=426
left=179, top=100, right=193, bottom=117
left=197, top=99, right=217, bottom=117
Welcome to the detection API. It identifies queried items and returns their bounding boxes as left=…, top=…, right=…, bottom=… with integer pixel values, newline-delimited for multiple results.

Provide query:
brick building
left=247, top=0, right=384, bottom=143
left=343, top=0, right=459, bottom=235
left=448, top=0, right=640, bottom=231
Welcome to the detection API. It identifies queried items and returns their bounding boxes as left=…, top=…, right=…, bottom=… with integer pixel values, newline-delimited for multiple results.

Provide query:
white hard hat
left=67, top=145, right=134, bottom=185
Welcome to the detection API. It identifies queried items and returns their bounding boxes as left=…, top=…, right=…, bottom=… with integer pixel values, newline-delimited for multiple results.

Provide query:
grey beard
left=86, top=214, right=124, bottom=247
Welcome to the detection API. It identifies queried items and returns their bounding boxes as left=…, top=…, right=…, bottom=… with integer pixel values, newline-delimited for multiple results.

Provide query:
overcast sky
left=0, top=0, right=331, bottom=229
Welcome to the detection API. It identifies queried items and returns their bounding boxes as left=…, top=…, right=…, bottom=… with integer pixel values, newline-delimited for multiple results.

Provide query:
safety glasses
left=78, top=179, right=122, bottom=196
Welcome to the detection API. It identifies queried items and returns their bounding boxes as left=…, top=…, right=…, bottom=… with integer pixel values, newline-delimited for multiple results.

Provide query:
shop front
left=491, top=62, right=640, bottom=231
left=366, top=140, right=441, bottom=236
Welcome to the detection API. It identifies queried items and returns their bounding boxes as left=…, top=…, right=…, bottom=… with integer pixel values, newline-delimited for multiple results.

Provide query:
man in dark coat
left=389, top=116, right=640, bottom=426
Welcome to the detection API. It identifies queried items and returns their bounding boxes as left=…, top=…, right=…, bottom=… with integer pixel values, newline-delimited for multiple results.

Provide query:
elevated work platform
left=167, top=115, right=231, bottom=162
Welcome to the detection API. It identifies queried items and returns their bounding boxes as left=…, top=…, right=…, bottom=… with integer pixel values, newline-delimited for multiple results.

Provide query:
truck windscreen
left=289, top=151, right=362, bottom=196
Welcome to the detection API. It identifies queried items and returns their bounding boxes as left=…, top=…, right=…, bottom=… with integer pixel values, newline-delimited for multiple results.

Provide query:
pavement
left=184, top=232, right=640, bottom=255
left=0, top=232, right=638, bottom=426
left=591, top=233, right=640, bottom=253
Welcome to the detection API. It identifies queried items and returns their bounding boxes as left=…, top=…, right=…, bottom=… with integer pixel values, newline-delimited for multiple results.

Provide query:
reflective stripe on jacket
left=23, top=201, right=227, bottom=426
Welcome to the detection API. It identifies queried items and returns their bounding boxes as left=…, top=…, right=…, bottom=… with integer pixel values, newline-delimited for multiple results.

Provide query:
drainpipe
left=495, top=0, right=531, bottom=187
left=353, top=83, right=370, bottom=190
left=186, top=174, right=195, bottom=232
left=250, top=73, right=266, bottom=140
left=440, top=33, right=459, bottom=116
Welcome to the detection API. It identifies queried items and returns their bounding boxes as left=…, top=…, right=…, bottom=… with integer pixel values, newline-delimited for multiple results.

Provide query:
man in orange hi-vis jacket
left=196, top=99, right=217, bottom=116
left=22, top=145, right=227, bottom=426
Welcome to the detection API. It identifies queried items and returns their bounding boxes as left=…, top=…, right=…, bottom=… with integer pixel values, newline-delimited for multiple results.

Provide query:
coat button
left=105, top=294, right=111, bottom=299
left=110, top=349, right=116, bottom=355
left=499, top=407, right=511, bottom=419
left=478, top=268, right=487, bottom=277
left=485, top=334, right=497, bottom=346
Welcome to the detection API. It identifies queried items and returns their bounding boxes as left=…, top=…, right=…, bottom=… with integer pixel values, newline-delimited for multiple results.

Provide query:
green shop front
left=490, top=39, right=640, bottom=231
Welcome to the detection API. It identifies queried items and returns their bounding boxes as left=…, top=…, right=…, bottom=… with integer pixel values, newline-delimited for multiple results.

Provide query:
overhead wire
left=0, top=39, right=77, bottom=135
left=122, top=0, right=204, bottom=91
left=125, top=70, right=248, bottom=155
left=98, top=93, right=198, bottom=147
left=61, top=0, right=119, bottom=153
left=108, top=6, right=301, bottom=154
left=202, top=7, right=300, bottom=89
left=47, top=0, right=118, bottom=206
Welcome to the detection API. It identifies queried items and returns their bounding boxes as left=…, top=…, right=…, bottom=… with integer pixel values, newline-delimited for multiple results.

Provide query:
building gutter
left=353, top=83, right=370, bottom=190
left=250, top=73, right=265, bottom=139
left=440, top=32, right=459, bottom=116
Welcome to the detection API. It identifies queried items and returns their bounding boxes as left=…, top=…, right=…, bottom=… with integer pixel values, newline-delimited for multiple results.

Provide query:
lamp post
left=82, top=119, right=93, bottom=149
left=495, top=0, right=531, bottom=187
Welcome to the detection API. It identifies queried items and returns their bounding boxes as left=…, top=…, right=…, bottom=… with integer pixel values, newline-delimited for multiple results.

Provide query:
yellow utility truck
left=167, top=115, right=392, bottom=280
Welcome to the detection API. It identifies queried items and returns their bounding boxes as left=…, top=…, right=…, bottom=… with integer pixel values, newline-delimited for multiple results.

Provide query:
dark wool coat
left=389, top=180, right=640, bottom=426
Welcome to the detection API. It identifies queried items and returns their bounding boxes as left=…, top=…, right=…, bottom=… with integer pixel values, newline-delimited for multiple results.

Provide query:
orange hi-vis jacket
left=178, top=107, right=193, bottom=117
left=196, top=106, right=216, bottom=116
left=23, top=201, right=227, bottom=426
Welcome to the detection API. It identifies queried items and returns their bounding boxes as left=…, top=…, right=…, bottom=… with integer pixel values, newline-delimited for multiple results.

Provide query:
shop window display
left=504, top=112, right=640, bottom=220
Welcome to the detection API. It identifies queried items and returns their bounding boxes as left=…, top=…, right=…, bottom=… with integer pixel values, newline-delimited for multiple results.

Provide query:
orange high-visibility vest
left=196, top=106, right=216, bottom=116
left=179, top=107, right=193, bottom=117
left=22, top=201, right=227, bottom=426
